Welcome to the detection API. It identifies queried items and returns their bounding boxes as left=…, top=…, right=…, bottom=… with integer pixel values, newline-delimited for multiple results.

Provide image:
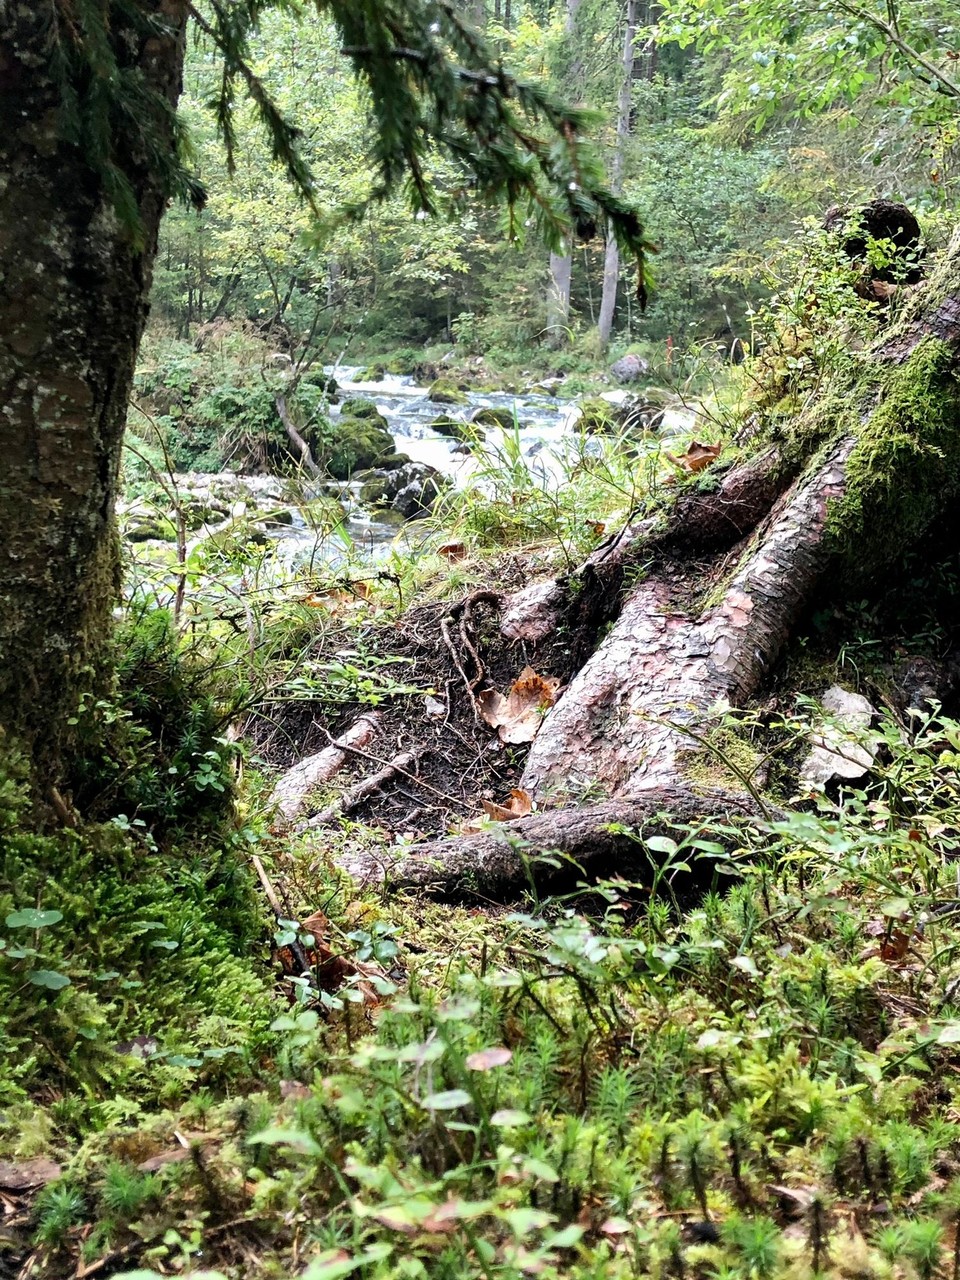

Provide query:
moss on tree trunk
left=0, top=2, right=188, bottom=794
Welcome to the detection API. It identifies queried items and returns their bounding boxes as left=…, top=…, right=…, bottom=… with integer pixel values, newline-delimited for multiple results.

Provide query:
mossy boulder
left=470, top=406, right=516, bottom=431
left=431, top=415, right=483, bottom=443
left=325, top=414, right=397, bottom=480
left=427, top=378, right=468, bottom=405
left=300, top=494, right=348, bottom=528
left=576, top=397, right=621, bottom=434
left=360, top=462, right=450, bottom=520
left=340, top=397, right=389, bottom=426
left=359, top=476, right=389, bottom=506
left=302, top=369, right=339, bottom=399
left=126, top=517, right=178, bottom=544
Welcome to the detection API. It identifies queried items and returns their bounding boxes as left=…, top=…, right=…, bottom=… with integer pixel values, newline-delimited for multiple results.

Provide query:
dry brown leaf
left=136, top=1148, right=192, bottom=1173
left=664, top=440, right=722, bottom=474
left=437, top=542, right=467, bottom=561
left=0, top=1158, right=61, bottom=1190
left=299, top=909, right=387, bottom=1006
left=480, top=789, right=533, bottom=823
left=477, top=667, right=560, bottom=744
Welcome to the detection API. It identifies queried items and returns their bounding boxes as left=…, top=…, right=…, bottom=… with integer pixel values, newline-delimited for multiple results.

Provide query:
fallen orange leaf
left=477, top=667, right=561, bottom=744
left=437, top=542, right=468, bottom=561
left=664, top=440, right=722, bottom=474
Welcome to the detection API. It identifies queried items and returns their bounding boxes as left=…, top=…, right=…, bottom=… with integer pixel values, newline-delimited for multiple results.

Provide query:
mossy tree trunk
left=354, top=231, right=960, bottom=896
left=0, top=2, right=188, bottom=794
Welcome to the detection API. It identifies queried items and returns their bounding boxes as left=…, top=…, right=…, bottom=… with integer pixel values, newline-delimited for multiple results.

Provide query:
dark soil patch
left=246, top=557, right=590, bottom=839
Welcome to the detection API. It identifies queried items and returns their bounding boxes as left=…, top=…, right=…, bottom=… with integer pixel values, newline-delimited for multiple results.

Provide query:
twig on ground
left=303, top=746, right=428, bottom=828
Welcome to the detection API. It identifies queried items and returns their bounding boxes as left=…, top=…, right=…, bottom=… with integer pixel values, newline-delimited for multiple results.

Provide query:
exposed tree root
left=304, top=746, right=427, bottom=829
left=316, top=232, right=960, bottom=901
left=270, top=712, right=381, bottom=824
left=334, top=785, right=771, bottom=896
left=521, top=436, right=854, bottom=800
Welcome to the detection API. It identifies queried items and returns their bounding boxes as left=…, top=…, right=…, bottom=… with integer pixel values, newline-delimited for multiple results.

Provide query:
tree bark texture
left=0, top=2, right=188, bottom=784
left=376, top=232, right=960, bottom=896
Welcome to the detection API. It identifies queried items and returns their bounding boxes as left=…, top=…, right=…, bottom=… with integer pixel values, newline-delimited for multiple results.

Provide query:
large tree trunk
left=348, top=231, right=960, bottom=896
left=0, top=3, right=188, bottom=790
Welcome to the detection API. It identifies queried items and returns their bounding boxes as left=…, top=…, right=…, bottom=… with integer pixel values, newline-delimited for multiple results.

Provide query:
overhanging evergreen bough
left=340, top=231, right=960, bottom=895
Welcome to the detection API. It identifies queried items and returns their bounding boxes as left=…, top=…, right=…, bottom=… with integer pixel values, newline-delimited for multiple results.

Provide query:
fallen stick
left=269, top=711, right=381, bottom=824
left=251, top=854, right=314, bottom=977
left=301, top=746, right=426, bottom=829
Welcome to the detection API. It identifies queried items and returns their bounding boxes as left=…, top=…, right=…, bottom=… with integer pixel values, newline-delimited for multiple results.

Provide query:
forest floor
left=8, top=360, right=960, bottom=1280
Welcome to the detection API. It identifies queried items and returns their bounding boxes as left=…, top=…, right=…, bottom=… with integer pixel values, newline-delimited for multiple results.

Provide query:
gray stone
left=610, top=353, right=651, bottom=383
left=800, top=686, right=878, bottom=788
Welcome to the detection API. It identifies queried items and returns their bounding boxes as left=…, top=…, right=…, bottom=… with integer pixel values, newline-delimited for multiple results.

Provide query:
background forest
left=149, top=0, right=958, bottom=371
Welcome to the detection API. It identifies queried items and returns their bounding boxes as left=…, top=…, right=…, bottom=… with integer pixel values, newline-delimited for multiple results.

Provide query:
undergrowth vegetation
left=8, top=702, right=960, bottom=1277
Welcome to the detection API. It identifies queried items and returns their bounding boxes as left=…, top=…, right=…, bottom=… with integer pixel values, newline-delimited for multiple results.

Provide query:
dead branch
left=303, top=746, right=427, bottom=828
left=269, top=712, right=381, bottom=824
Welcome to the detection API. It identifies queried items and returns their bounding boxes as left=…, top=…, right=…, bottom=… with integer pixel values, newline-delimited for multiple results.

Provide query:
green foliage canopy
left=52, top=0, right=654, bottom=286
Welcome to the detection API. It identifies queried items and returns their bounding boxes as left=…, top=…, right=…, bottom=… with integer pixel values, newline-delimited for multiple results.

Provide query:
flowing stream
left=126, top=370, right=697, bottom=578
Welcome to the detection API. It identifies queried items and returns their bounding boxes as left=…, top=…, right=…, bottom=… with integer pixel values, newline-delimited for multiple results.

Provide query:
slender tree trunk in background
left=0, top=2, right=188, bottom=792
left=547, top=252, right=574, bottom=338
left=504, top=0, right=512, bottom=28
left=598, top=0, right=639, bottom=351
left=546, top=0, right=585, bottom=346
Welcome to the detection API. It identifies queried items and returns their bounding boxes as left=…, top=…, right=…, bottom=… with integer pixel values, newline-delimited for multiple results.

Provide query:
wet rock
left=575, top=397, right=621, bottom=434
left=470, top=406, right=515, bottom=431
left=361, top=462, right=450, bottom=520
left=127, top=518, right=178, bottom=544
left=528, top=376, right=564, bottom=396
left=326, top=416, right=396, bottom=479
left=610, top=353, right=650, bottom=383
left=432, top=414, right=484, bottom=443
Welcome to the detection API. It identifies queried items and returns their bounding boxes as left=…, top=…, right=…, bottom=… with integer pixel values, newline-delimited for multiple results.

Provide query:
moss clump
left=339, top=397, right=388, bottom=425
left=427, top=378, right=468, bottom=405
left=0, top=745, right=273, bottom=1109
left=685, top=724, right=763, bottom=791
left=326, top=420, right=396, bottom=479
left=830, top=338, right=960, bottom=572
